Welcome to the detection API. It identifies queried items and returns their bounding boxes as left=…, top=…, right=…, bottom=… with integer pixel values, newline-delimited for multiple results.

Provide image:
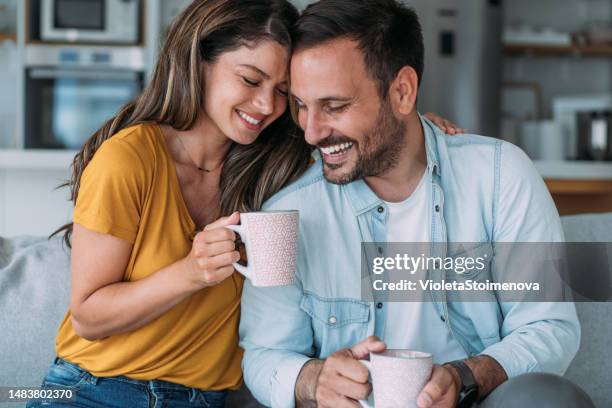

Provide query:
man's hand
left=417, top=364, right=460, bottom=408
left=295, top=336, right=386, bottom=408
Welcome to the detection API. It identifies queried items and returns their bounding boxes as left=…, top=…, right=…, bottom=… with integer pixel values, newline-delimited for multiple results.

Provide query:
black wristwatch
left=445, top=360, right=479, bottom=408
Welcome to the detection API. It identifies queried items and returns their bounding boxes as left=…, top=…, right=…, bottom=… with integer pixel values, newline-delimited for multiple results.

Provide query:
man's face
left=290, top=38, right=406, bottom=184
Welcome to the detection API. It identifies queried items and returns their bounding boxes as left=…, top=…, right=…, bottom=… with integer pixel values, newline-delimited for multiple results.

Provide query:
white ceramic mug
left=359, top=350, right=433, bottom=408
left=227, top=210, right=299, bottom=287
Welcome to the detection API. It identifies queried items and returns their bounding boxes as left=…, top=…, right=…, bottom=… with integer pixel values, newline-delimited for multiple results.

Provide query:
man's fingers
left=333, top=357, right=370, bottom=384
left=349, top=336, right=386, bottom=360
left=331, top=373, right=372, bottom=401
left=417, top=365, right=451, bottom=408
left=317, top=386, right=361, bottom=408
left=203, top=212, right=240, bottom=231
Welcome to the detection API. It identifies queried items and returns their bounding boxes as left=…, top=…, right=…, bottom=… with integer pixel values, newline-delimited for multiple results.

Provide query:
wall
left=502, top=0, right=612, bottom=119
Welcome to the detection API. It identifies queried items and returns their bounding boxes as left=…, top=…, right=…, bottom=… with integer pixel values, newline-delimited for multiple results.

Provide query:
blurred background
left=0, top=0, right=611, bottom=236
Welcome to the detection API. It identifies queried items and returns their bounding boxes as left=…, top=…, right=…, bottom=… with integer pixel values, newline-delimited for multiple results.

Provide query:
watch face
left=458, top=388, right=479, bottom=408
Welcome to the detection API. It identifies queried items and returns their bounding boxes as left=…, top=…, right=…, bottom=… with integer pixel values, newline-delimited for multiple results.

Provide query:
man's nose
left=303, top=111, right=331, bottom=146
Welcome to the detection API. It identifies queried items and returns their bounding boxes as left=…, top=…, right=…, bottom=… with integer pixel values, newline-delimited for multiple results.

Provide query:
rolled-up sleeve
left=239, top=278, right=315, bottom=408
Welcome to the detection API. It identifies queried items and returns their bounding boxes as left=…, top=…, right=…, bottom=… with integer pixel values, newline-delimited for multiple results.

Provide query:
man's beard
left=323, top=98, right=406, bottom=185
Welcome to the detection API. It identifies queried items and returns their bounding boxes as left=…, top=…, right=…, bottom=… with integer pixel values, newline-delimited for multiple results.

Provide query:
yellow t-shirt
left=55, top=123, right=244, bottom=390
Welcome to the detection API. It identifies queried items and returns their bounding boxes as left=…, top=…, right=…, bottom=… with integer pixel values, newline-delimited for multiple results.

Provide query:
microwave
left=40, top=0, right=140, bottom=44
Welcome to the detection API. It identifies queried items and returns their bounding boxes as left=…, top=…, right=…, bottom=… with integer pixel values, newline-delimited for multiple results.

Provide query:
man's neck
left=364, top=113, right=427, bottom=203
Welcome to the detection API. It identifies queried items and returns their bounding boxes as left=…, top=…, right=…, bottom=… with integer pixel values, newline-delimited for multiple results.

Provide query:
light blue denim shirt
left=239, top=115, right=580, bottom=408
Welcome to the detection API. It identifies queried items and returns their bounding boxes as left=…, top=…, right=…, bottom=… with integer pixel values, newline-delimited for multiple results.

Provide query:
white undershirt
left=383, top=171, right=467, bottom=364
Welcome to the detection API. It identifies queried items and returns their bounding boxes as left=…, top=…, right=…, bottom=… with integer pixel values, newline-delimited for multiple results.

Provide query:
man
left=239, top=0, right=588, bottom=407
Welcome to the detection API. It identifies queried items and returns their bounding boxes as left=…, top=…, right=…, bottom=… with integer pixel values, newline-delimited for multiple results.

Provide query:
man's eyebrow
left=318, top=96, right=352, bottom=103
left=290, top=95, right=353, bottom=103
left=237, top=64, right=270, bottom=80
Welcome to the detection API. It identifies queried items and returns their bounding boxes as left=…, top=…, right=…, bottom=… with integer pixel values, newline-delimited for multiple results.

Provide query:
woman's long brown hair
left=51, top=0, right=312, bottom=247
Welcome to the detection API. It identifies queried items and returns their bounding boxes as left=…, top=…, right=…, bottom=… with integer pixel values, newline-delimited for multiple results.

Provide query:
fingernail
left=418, top=393, right=432, bottom=407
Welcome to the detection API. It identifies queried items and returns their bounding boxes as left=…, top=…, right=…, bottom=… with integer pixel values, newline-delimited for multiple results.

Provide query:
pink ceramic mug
left=359, top=350, right=433, bottom=408
left=227, top=211, right=299, bottom=287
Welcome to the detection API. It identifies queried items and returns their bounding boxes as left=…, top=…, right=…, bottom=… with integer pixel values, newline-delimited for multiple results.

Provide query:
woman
left=29, top=0, right=462, bottom=407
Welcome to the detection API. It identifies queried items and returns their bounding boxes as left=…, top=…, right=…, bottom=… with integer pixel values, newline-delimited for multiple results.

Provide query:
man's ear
left=389, top=66, right=418, bottom=115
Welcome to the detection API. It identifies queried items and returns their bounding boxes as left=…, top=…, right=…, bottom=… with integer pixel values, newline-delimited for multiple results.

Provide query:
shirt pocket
left=445, top=242, right=494, bottom=281
left=300, top=292, right=370, bottom=358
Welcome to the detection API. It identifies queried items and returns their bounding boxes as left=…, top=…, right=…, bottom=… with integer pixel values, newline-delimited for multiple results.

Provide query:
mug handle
left=358, top=360, right=374, bottom=408
left=226, top=225, right=253, bottom=281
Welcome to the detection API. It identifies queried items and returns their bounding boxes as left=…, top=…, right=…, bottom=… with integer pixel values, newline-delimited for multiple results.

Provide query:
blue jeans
left=26, top=358, right=227, bottom=408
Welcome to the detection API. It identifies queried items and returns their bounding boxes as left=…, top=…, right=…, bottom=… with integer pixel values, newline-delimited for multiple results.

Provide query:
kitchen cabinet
left=535, top=160, right=612, bottom=215
left=546, top=179, right=612, bottom=215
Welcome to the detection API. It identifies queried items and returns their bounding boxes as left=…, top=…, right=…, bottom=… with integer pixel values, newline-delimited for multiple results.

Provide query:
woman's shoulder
left=95, top=122, right=166, bottom=169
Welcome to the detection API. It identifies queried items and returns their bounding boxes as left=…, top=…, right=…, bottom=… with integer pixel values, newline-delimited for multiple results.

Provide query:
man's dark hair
left=293, top=0, right=424, bottom=98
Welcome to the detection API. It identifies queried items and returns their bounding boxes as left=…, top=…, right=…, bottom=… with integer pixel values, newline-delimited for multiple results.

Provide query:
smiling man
left=239, top=1, right=589, bottom=407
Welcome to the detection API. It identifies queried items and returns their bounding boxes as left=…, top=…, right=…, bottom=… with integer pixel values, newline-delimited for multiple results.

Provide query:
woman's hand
left=183, top=212, right=241, bottom=289
left=423, top=112, right=466, bottom=135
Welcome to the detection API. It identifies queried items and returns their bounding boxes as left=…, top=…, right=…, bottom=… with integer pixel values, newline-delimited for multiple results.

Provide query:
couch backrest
left=0, top=236, right=70, bottom=394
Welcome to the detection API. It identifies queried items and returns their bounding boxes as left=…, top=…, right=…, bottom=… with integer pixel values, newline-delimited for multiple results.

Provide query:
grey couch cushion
left=561, top=214, right=612, bottom=408
left=0, top=236, right=70, bottom=391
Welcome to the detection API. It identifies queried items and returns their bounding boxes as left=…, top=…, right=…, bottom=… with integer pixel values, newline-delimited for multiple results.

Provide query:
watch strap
left=446, top=360, right=479, bottom=408
left=447, top=360, right=477, bottom=389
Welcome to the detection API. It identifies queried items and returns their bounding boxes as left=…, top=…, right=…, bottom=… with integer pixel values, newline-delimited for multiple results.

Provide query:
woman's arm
left=70, top=213, right=241, bottom=341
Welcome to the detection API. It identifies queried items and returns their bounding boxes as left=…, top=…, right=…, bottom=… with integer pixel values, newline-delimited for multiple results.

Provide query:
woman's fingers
left=205, top=250, right=241, bottom=270
left=194, top=227, right=236, bottom=245
left=203, top=212, right=240, bottom=231
left=194, top=240, right=236, bottom=258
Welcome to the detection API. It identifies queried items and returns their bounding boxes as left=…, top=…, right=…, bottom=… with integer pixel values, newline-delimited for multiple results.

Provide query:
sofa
left=1, top=213, right=611, bottom=408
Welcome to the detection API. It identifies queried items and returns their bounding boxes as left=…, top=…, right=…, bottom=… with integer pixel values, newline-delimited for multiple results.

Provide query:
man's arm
left=483, top=142, right=580, bottom=378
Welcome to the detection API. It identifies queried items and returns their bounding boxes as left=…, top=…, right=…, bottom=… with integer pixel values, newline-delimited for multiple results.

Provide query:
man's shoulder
left=439, top=132, right=534, bottom=181
left=263, top=158, right=331, bottom=210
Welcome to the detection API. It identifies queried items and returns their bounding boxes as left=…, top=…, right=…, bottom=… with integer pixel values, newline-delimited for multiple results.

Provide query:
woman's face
left=202, top=39, right=290, bottom=145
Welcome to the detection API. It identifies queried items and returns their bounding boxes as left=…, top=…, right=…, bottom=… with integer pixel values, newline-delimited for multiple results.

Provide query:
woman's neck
left=172, top=115, right=233, bottom=170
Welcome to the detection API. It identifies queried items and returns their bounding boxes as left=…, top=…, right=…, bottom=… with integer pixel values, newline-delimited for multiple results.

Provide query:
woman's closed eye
left=242, top=76, right=260, bottom=86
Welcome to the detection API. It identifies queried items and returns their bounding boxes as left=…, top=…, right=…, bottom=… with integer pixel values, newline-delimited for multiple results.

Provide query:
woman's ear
left=389, top=66, right=418, bottom=116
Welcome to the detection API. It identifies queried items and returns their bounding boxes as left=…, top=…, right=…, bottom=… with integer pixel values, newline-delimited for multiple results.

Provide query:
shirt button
left=376, top=302, right=384, bottom=309
left=328, top=316, right=337, bottom=325
left=377, top=206, right=385, bottom=213
left=435, top=205, right=440, bottom=212
left=440, top=315, right=446, bottom=322
left=377, top=246, right=384, bottom=255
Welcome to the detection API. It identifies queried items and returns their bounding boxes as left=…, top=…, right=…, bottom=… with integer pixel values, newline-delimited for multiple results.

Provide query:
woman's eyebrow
left=237, top=64, right=270, bottom=80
